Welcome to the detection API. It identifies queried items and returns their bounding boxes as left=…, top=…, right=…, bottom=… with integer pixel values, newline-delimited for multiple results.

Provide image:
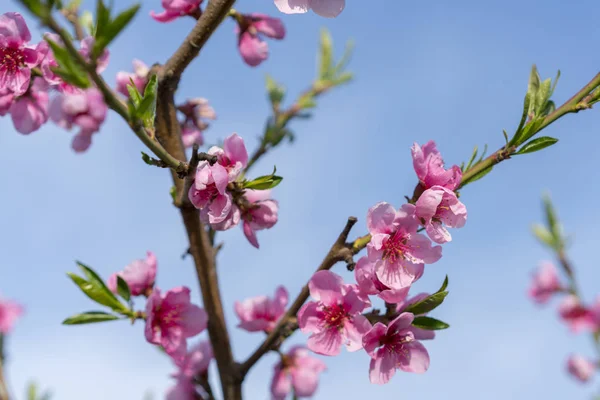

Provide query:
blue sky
left=2, top=0, right=600, bottom=399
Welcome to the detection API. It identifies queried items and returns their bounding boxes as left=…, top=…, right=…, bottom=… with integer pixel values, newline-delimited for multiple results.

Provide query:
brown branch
left=238, top=217, right=357, bottom=378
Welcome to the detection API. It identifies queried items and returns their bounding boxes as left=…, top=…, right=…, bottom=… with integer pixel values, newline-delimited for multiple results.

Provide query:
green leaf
left=463, top=145, right=478, bottom=172
left=535, top=78, right=552, bottom=117
left=509, top=93, right=531, bottom=146
left=46, top=39, right=91, bottom=88
left=515, top=136, right=558, bottom=155
left=80, top=11, right=95, bottom=36
left=116, top=276, right=131, bottom=302
left=437, top=275, right=449, bottom=293
left=460, top=165, right=493, bottom=187
left=297, top=93, right=317, bottom=109
left=333, top=39, right=355, bottom=77
left=169, top=186, right=177, bottom=202
left=531, top=223, right=556, bottom=248
left=319, top=28, right=333, bottom=80
left=95, top=0, right=111, bottom=41
left=403, top=291, right=449, bottom=316
left=94, top=4, right=140, bottom=57
left=542, top=194, right=560, bottom=241
left=127, top=78, right=142, bottom=108
left=137, top=74, right=158, bottom=127
left=244, top=166, right=283, bottom=190
left=62, top=311, right=120, bottom=325
left=20, top=0, right=48, bottom=18
left=67, top=262, right=126, bottom=311
left=526, top=64, right=541, bottom=116
left=266, top=74, right=285, bottom=106
left=27, top=382, right=38, bottom=400
left=411, top=316, right=450, bottom=330
left=333, top=71, right=353, bottom=85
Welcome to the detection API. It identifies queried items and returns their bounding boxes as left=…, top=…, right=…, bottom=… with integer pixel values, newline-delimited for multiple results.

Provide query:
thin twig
left=238, top=217, right=357, bottom=378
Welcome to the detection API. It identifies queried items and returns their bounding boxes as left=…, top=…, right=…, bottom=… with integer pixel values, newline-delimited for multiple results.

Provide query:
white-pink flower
left=270, top=346, right=326, bottom=400
left=235, top=285, right=288, bottom=332
left=9, top=77, right=49, bottom=135
left=0, top=12, right=45, bottom=96
left=241, top=189, right=279, bottom=248
left=0, top=295, right=24, bottom=334
left=362, top=312, right=430, bottom=384
left=107, top=251, right=157, bottom=297
left=415, top=185, right=467, bottom=244
left=151, top=0, right=202, bottom=23
left=354, top=256, right=410, bottom=303
left=412, top=141, right=462, bottom=190
left=366, top=202, right=442, bottom=289
left=297, top=270, right=371, bottom=356
left=177, top=98, right=216, bottom=148
left=558, top=295, right=596, bottom=333
left=145, top=287, right=208, bottom=361
left=274, top=0, right=345, bottom=18
left=567, top=354, right=596, bottom=383
left=528, top=261, right=563, bottom=304
left=236, top=14, right=285, bottom=67
left=165, top=340, right=213, bottom=399
left=49, top=87, right=108, bottom=152
left=397, top=293, right=436, bottom=341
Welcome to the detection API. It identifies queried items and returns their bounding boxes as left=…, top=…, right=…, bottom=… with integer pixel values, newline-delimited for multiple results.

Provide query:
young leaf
left=116, top=276, right=131, bottom=302
left=463, top=145, right=478, bottom=172
left=460, top=165, right=493, bottom=187
left=137, top=74, right=158, bottom=127
left=319, top=28, right=333, bottom=80
left=45, top=39, right=91, bottom=88
left=94, top=0, right=111, bottom=40
left=266, top=74, right=285, bottom=106
left=531, top=223, right=556, bottom=249
left=72, top=262, right=126, bottom=311
left=127, top=78, right=142, bottom=108
left=526, top=64, right=541, bottom=116
left=244, top=167, right=283, bottom=190
left=436, top=275, right=449, bottom=294
left=20, top=0, right=48, bottom=18
left=403, top=291, right=448, bottom=315
left=63, top=311, right=120, bottom=325
left=542, top=194, right=560, bottom=241
left=411, top=316, right=450, bottom=330
left=535, top=78, right=552, bottom=117
left=515, top=136, right=558, bottom=155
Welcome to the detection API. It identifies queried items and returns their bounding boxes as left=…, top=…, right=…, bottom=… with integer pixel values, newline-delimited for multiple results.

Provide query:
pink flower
left=78, top=37, right=110, bottom=73
left=397, top=293, right=436, bottom=341
left=366, top=202, right=442, bottom=289
left=412, top=141, right=462, bottom=190
left=107, top=251, right=157, bottom=297
left=49, top=87, right=108, bottom=152
left=151, top=0, right=202, bottom=23
left=177, top=98, right=216, bottom=148
left=0, top=295, right=24, bottom=333
left=240, top=189, right=279, bottom=248
left=166, top=341, right=213, bottom=399
left=297, top=270, right=371, bottom=356
left=354, top=256, right=410, bottom=303
left=271, top=346, right=327, bottom=400
left=0, top=88, right=15, bottom=115
left=145, top=287, right=208, bottom=361
left=558, top=295, right=596, bottom=333
left=415, top=186, right=467, bottom=244
left=9, top=77, right=49, bottom=134
left=363, top=312, right=430, bottom=384
left=237, top=14, right=285, bottom=67
left=235, top=285, right=288, bottom=332
left=0, top=13, right=44, bottom=96
left=116, top=59, right=150, bottom=97
left=528, top=262, right=563, bottom=304
left=189, top=133, right=248, bottom=225
left=567, top=354, right=596, bottom=383
left=274, top=0, right=345, bottom=18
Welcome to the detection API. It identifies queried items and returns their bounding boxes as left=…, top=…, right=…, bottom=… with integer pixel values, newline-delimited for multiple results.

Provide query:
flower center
left=381, top=332, right=413, bottom=355
left=382, top=230, right=409, bottom=263
left=322, top=303, right=349, bottom=330
left=0, top=46, right=25, bottom=74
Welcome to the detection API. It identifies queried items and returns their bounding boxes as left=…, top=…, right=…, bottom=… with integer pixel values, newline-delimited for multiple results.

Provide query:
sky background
left=2, top=0, right=600, bottom=399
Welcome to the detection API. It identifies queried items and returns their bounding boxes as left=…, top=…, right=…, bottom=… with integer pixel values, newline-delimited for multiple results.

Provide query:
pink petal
left=251, top=15, right=286, bottom=39
left=387, top=312, right=414, bottom=334
left=243, top=221, right=260, bottom=248
left=223, top=133, right=248, bottom=167
left=309, top=0, right=345, bottom=18
left=270, top=367, right=292, bottom=400
left=238, top=31, right=268, bottom=67
left=308, top=270, right=343, bottom=304
left=274, top=0, right=310, bottom=14
left=366, top=202, right=397, bottom=235
left=291, top=369, right=320, bottom=397
left=398, top=341, right=430, bottom=373
left=307, top=328, right=343, bottom=356
left=362, top=322, right=386, bottom=357
left=369, top=353, right=397, bottom=385
left=0, top=12, right=31, bottom=42
left=150, top=10, right=181, bottom=23
left=297, top=301, right=321, bottom=333
left=179, top=304, right=208, bottom=338
left=343, top=314, right=371, bottom=352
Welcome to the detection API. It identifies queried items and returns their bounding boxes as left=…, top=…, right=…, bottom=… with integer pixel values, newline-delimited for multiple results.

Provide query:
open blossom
left=363, top=312, right=430, bottom=384
left=567, top=354, right=596, bottom=383
left=151, top=0, right=202, bottom=23
left=235, top=285, right=288, bottom=332
left=0, top=295, right=24, bottom=333
left=355, top=256, right=410, bottom=303
left=166, top=341, right=213, bottom=400
left=528, top=262, right=563, bottom=304
left=297, top=270, right=371, bottom=356
left=415, top=186, right=467, bottom=244
left=145, top=287, right=208, bottom=361
left=241, top=189, right=279, bottom=248
left=271, top=346, right=327, bottom=400
left=9, top=77, right=49, bottom=135
left=107, top=251, right=157, bottom=297
left=274, top=0, right=345, bottom=18
left=366, top=202, right=442, bottom=289
left=116, top=59, right=150, bottom=97
left=0, top=13, right=44, bottom=96
left=177, top=98, right=216, bottom=148
left=189, top=133, right=248, bottom=225
left=0, top=88, right=15, bottom=115
left=49, top=87, right=108, bottom=152
left=558, top=295, right=596, bottom=333
left=412, top=141, right=462, bottom=190
left=237, top=14, right=285, bottom=67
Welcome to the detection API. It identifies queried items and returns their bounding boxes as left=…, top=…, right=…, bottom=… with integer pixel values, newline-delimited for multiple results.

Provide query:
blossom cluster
left=0, top=294, right=23, bottom=334
left=232, top=141, right=467, bottom=397
left=528, top=262, right=600, bottom=383
left=187, top=133, right=279, bottom=248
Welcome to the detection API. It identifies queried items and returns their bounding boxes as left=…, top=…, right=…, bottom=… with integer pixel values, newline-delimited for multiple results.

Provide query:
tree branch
left=238, top=217, right=357, bottom=378
left=0, top=334, right=8, bottom=400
